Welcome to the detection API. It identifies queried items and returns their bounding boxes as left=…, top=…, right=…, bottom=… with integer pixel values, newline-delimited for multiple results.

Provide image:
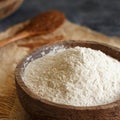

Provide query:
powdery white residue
left=24, top=47, right=120, bottom=106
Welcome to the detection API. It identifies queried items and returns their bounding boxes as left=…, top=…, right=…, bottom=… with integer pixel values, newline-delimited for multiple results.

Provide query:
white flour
left=24, top=47, right=120, bottom=106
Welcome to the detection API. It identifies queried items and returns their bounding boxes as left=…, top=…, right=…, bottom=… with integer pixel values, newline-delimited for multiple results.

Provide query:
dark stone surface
left=0, top=0, right=120, bottom=37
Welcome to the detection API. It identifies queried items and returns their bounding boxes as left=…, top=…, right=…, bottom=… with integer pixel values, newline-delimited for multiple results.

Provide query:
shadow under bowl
left=15, top=40, right=120, bottom=120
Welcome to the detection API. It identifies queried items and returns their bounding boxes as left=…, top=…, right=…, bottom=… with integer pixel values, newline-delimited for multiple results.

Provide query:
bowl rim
left=0, top=0, right=23, bottom=9
left=15, top=40, right=120, bottom=110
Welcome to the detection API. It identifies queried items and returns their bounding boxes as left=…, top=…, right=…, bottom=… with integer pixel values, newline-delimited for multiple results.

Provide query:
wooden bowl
left=15, top=40, right=120, bottom=120
left=0, top=0, right=24, bottom=19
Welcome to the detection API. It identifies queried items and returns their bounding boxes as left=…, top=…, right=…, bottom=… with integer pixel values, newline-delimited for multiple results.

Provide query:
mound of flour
left=24, top=47, right=120, bottom=106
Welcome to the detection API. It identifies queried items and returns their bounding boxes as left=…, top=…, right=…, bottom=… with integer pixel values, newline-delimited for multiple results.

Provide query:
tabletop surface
left=0, top=0, right=120, bottom=37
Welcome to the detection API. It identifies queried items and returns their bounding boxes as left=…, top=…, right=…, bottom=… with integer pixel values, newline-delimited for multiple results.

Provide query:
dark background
left=0, top=0, right=120, bottom=37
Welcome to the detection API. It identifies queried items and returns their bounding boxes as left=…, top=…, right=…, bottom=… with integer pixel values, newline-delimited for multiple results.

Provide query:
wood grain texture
left=0, top=11, right=120, bottom=120
left=15, top=40, right=120, bottom=120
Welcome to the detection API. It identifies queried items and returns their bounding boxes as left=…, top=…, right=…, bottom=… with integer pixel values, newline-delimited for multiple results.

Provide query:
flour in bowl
left=24, top=47, right=120, bottom=106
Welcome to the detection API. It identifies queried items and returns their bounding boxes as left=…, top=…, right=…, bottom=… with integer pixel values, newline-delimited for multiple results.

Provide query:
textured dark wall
left=0, top=0, right=120, bottom=37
